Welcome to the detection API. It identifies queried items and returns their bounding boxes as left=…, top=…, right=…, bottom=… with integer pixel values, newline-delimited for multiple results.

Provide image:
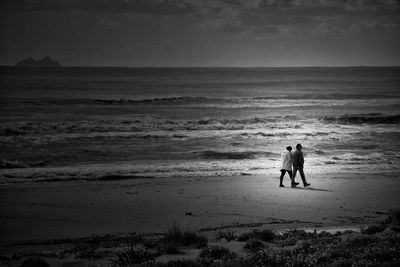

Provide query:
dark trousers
left=280, top=169, right=292, bottom=185
left=293, top=166, right=307, bottom=184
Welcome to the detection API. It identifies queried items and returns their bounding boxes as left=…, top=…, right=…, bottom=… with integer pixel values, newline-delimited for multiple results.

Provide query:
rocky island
left=15, top=56, right=61, bottom=67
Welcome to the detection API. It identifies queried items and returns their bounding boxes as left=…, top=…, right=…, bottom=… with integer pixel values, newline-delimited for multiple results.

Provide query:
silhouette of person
left=279, top=146, right=298, bottom=187
left=292, top=143, right=311, bottom=187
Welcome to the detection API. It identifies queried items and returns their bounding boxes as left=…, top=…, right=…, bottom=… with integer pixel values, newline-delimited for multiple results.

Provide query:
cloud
left=1, top=0, right=398, bottom=15
left=189, top=0, right=398, bottom=37
left=1, top=0, right=398, bottom=38
left=98, top=18, right=121, bottom=28
left=344, top=0, right=400, bottom=14
left=0, top=0, right=194, bottom=15
left=247, top=25, right=281, bottom=34
left=312, top=23, right=344, bottom=36
left=194, top=2, right=244, bottom=33
left=350, top=20, right=399, bottom=33
left=191, top=1, right=317, bottom=35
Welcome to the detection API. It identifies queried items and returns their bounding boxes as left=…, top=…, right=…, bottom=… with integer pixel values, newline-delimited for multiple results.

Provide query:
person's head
left=296, top=143, right=302, bottom=150
left=286, top=146, right=292, bottom=151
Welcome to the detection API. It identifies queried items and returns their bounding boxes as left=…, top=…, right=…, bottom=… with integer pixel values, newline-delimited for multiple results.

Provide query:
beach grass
left=162, top=220, right=208, bottom=248
left=2, top=212, right=399, bottom=266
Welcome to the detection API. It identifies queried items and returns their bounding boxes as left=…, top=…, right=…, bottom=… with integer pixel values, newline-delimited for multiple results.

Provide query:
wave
left=320, top=114, right=400, bottom=124
left=0, top=117, right=278, bottom=136
left=95, top=96, right=217, bottom=105
left=239, top=132, right=290, bottom=138
left=253, top=93, right=396, bottom=100
left=5, top=96, right=399, bottom=111
left=195, top=150, right=275, bottom=160
left=1, top=97, right=219, bottom=106
left=94, top=97, right=400, bottom=109
left=1, top=159, right=46, bottom=169
left=195, top=117, right=276, bottom=125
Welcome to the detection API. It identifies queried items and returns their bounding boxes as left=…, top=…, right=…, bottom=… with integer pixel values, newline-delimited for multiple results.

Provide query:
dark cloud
left=350, top=20, right=399, bottom=33
left=1, top=0, right=398, bottom=15
left=0, top=0, right=399, bottom=66
left=1, top=1, right=397, bottom=38
left=0, top=0, right=194, bottom=14
left=313, top=22, right=344, bottom=36
left=247, top=25, right=281, bottom=35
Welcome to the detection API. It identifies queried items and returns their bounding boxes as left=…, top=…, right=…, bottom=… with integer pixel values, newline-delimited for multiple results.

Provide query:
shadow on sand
left=286, top=187, right=333, bottom=192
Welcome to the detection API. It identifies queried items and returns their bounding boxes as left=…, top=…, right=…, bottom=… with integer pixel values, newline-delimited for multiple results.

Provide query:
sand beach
left=1, top=171, right=400, bottom=242
left=1, top=171, right=400, bottom=266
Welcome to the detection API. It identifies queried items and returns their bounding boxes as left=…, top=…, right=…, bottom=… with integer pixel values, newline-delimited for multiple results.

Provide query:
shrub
left=327, top=248, right=352, bottom=260
left=284, top=229, right=316, bottom=240
left=345, top=235, right=374, bottom=248
left=128, top=232, right=144, bottom=244
left=163, top=221, right=207, bottom=248
left=179, top=232, right=208, bottom=247
left=143, top=238, right=159, bottom=249
left=385, top=210, right=400, bottom=231
left=165, top=220, right=184, bottom=240
left=198, top=245, right=238, bottom=265
left=161, top=240, right=181, bottom=255
left=361, top=224, right=386, bottom=235
left=74, top=243, right=98, bottom=259
left=245, top=248, right=279, bottom=266
left=110, top=246, right=156, bottom=266
left=237, top=229, right=275, bottom=242
left=274, top=237, right=298, bottom=247
left=360, top=247, right=398, bottom=262
left=216, top=230, right=236, bottom=241
left=300, top=241, right=311, bottom=253
left=243, top=239, right=265, bottom=252
left=146, top=259, right=202, bottom=267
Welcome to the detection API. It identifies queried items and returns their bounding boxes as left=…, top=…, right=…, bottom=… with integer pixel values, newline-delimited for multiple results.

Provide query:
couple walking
left=279, top=143, right=311, bottom=188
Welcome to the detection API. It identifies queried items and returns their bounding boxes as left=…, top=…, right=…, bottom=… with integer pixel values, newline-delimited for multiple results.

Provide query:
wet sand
left=1, top=172, right=399, bottom=241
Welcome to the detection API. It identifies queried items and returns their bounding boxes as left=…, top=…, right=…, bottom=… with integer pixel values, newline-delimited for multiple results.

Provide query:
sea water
left=0, top=67, right=399, bottom=181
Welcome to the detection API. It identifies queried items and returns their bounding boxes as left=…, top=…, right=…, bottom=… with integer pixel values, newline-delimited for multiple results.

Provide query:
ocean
left=1, top=67, right=400, bottom=182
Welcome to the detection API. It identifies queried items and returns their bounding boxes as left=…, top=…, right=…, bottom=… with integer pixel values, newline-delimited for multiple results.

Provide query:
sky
left=0, top=0, right=399, bottom=67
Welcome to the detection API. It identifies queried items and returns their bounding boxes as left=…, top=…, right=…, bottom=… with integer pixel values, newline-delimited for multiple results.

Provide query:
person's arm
left=288, top=151, right=293, bottom=163
left=292, top=151, right=297, bottom=166
left=300, top=152, right=304, bottom=165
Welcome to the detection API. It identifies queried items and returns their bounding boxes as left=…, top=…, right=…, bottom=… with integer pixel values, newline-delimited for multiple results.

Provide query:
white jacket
left=280, top=151, right=293, bottom=171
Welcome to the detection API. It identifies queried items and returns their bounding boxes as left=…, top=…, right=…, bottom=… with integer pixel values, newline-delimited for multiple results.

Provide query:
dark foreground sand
left=1, top=172, right=399, bottom=241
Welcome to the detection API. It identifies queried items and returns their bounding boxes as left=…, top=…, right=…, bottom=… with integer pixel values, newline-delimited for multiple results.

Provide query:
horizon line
left=1, top=65, right=400, bottom=69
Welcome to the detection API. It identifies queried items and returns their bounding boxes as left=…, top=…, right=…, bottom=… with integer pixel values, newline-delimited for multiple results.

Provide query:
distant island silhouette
left=15, top=56, right=61, bottom=67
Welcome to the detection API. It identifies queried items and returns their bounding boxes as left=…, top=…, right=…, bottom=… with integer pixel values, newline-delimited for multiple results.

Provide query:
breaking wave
left=95, top=96, right=216, bottom=105
left=320, top=114, right=400, bottom=124
left=195, top=150, right=275, bottom=159
left=253, top=93, right=396, bottom=100
left=194, top=117, right=276, bottom=125
left=0, top=117, right=279, bottom=136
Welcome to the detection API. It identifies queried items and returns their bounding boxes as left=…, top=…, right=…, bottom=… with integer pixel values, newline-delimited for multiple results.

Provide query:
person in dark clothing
left=292, top=143, right=311, bottom=188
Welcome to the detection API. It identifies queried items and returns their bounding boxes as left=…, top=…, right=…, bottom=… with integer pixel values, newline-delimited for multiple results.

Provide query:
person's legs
left=288, top=170, right=293, bottom=180
left=292, top=167, right=298, bottom=187
left=279, top=170, right=286, bottom=187
left=299, top=168, right=311, bottom=187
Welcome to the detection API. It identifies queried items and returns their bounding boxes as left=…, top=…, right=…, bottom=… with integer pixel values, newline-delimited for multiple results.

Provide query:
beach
left=1, top=172, right=399, bottom=241
left=1, top=172, right=400, bottom=266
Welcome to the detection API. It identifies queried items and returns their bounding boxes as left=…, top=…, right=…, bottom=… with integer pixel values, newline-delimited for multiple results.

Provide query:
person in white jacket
left=279, top=146, right=299, bottom=187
